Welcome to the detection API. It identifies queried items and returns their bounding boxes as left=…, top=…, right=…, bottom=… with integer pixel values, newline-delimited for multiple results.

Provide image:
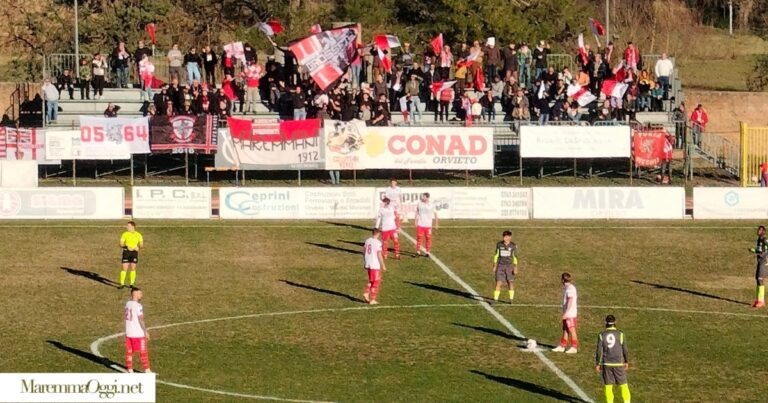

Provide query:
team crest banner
left=216, top=117, right=322, bottom=170
left=79, top=116, right=150, bottom=154
left=0, top=127, right=60, bottom=165
left=149, top=115, right=218, bottom=154
left=323, top=120, right=494, bottom=170
left=289, top=26, right=358, bottom=90
left=632, top=129, right=667, bottom=168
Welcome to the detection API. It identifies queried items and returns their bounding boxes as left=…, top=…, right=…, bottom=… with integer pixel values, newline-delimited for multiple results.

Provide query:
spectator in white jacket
left=654, top=53, right=674, bottom=100
left=42, top=78, right=59, bottom=123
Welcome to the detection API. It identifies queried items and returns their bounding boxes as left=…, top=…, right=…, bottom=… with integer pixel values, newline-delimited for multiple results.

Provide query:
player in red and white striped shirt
left=375, top=197, right=400, bottom=260
left=363, top=229, right=387, bottom=305
left=415, top=193, right=438, bottom=256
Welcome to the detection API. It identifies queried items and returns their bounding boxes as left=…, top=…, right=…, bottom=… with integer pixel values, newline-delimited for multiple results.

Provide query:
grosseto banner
left=323, top=120, right=494, bottom=170
left=694, top=187, right=768, bottom=219
left=0, top=188, right=124, bottom=219
left=46, top=130, right=131, bottom=160
left=533, top=187, right=685, bottom=219
left=0, top=127, right=60, bottom=165
left=149, top=115, right=218, bottom=154
left=131, top=187, right=211, bottom=219
left=219, top=187, right=376, bottom=219
left=80, top=116, right=150, bottom=154
left=520, top=125, right=631, bottom=158
left=216, top=117, right=322, bottom=169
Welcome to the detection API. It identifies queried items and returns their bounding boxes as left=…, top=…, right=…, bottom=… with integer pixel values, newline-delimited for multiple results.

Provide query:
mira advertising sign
left=533, top=187, right=685, bottom=219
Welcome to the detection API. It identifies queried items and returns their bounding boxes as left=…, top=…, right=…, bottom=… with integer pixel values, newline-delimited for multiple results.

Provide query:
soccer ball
left=526, top=339, right=537, bottom=350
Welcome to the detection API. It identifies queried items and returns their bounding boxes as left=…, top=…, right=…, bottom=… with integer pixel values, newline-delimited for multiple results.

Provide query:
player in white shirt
left=363, top=228, right=387, bottom=305
left=415, top=193, right=438, bottom=256
left=552, top=272, right=579, bottom=354
left=383, top=178, right=404, bottom=228
left=124, top=288, right=153, bottom=373
left=375, top=197, right=400, bottom=260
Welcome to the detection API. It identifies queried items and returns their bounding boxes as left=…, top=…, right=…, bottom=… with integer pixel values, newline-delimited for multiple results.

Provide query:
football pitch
left=3, top=220, right=768, bottom=402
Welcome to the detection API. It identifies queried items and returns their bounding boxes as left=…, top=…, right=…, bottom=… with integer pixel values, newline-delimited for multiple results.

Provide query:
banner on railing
left=0, top=188, right=124, bottom=219
left=216, top=118, right=323, bottom=169
left=374, top=187, right=531, bottom=220
left=633, top=129, right=669, bottom=168
left=324, top=120, right=494, bottom=170
left=79, top=116, right=150, bottom=154
left=45, top=129, right=131, bottom=160
left=132, top=187, right=211, bottom=219
left=693, top=188, right=768, bottom=219
left=533, top=187, right=685, bottom=219
left=149, top=115, right=218, bottom=154
left=520, top=125, right=631, bottom=158
left=0, top=127, right=60, bottom=165
left=219, top=187, right=376, bottom=219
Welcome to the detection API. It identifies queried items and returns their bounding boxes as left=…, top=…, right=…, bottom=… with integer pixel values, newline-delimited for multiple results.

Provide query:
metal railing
left=699, top=131, right=740, bottom=177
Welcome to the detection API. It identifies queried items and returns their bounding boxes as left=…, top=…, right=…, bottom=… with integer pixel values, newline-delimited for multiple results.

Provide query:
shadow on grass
left=60, top=267, right=120, bottom=289
left=631, top=280, right=749, bottom=306
left=405, top=281, right=485, bottom=302
left=305, top=242, right=361, bottom=256
left=320, top=221, right=371, bottom=232
left=470, top=370, right=587, bottom=403
left=338, top=239, right=420, bottom=258
left=46, top=340, right=123, bottom=372
left=280, top=280, right=365, bottom=303
left=453, top=323, right=556, bottom=348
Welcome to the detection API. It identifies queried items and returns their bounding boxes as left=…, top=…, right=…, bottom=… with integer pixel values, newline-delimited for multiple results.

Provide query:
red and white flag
left=430, top=80, right=456, bottom=96
left=577, top=34, right=588, bottom=65
left=259, top=19, right=284, bottom=36
left=567, top=84, right=597, bottom=107
left=590, top=18, right=606, bottom=36
left=374, top=35, right=401, bottom=50
left=378, top=47, right=392, bottom=73
left=431, top=33, right=443, bottom=55
left=290, top=26, right=358, bottom=90
left=146, top=23, right=157, bottom=45
left=601, top=79, right=629, bottom=98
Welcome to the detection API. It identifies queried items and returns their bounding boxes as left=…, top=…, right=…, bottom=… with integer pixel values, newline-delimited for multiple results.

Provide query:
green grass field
left=3, top=220, right=768, bottom=402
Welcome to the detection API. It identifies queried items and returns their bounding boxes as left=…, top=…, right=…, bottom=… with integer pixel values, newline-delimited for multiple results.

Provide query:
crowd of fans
left=34, top=35, right=687, bottom=128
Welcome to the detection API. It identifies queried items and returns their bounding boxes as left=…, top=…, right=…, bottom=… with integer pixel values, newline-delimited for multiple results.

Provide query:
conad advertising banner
left=132, top=187, right=211, bottom=219
left=694, top=187, right=768, bottom=219
left=324, top=120, right=494, bottom=170
left=374, top=187, right=531, bottom=220
left=533, top=187, right=685, bottom=219
left=520, top=125, right=631, bottom=158
left=219, top=187, right=376, bottom=219
left=0, top=188, right=124, bottom=219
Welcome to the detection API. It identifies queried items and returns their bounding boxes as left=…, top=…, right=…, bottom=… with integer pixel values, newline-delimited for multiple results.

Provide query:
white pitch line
left=500, top=303, right=768, bottom=319
left=398, top=230, right=594, bottom=403
left=90, top=303, right=476, bottom=402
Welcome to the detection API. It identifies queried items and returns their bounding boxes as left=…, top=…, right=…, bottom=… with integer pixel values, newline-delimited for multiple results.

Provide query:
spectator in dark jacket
left=57, top=69, right=75, bottom=100
left=369, top=94, right=390, bottom=126
left=291, top=86, right=307, bottom=120
left=484, top=38, right=501, bottom=86
left=112, top=41, right=131, bottom=88
left=153, top=86, right=171, bottom=114
left=133, top=41, right=152, bottom=85
left=104, top=103, right=120, bottom=118
left=502, top=43, right=518, bottom=80
left=532, top=40, right=551, bottom=82
left=201, top=46, right=218, bottom=86
left=167, top=79, right=184, bottom=114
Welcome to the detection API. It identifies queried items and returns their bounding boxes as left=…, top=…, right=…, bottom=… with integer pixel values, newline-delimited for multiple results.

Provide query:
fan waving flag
left=567, top=84, right=597, bottom=107
left=601, top=79, right=629, bottom=98
left=374, top=35, right=401, bottom=50
left=431, top=33, right=443, bottom=55
left=577, top=34, right=588, bottom=65
left=146, top=23, right=157, bottom=45
left=430, top=81, right=455, bottom=96
left=590, top=18, right=606, bottom=36
left=259, top=19, right=284, bottom=37
left=378, top=47, right=392, bottom=73
left=290, top=26, right=358, bottom=90
left=224, top=42, right=247, bottom=65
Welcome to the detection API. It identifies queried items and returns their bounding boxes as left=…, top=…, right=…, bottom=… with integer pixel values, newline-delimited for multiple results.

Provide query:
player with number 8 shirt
left=363, top=228, right=387, bottom=305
